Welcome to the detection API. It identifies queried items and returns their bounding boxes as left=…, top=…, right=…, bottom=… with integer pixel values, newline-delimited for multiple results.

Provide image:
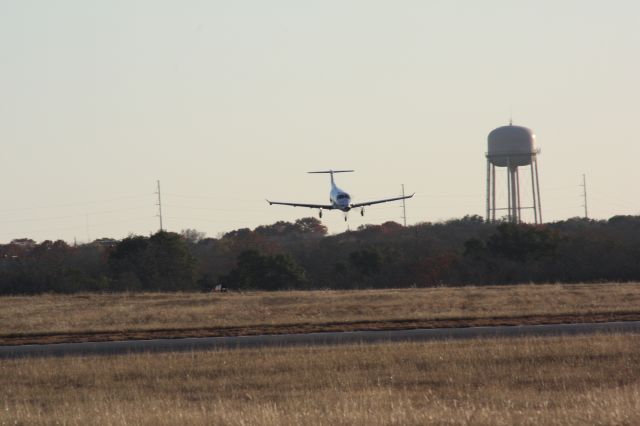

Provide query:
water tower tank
left=485, top=122, right=542, bottom=225
left=487, top=125, right=535, bottom=167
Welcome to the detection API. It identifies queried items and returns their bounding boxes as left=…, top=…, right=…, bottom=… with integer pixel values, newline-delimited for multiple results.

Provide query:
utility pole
left=401, top=184, right=407, bottom=227
left=580, top=174, right=588, bottom=219
left=156, top=180, right=164, bottom=231
left=85, top=213, right=90, bottom=243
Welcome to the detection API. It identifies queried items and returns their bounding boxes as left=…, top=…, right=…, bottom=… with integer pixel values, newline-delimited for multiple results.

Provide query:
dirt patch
left=2, top=311, right=640, bottom=346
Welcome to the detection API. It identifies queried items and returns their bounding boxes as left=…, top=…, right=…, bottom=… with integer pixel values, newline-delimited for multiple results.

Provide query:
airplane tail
left=308, top=170, right=354, bottom=185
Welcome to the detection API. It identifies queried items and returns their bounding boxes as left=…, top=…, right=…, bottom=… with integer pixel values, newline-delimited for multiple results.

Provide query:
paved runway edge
left=2, top=321, right=639, bottom=359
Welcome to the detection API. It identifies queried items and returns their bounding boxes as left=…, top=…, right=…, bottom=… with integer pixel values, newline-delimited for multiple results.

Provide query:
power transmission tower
left=156, top=180, right=164, bottom=231
left=401, top=184, right=407, bottom=227
left=580, top=174, right=588, bottom=219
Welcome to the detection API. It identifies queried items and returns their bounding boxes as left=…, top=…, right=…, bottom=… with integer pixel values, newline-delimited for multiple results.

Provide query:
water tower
left=486, top=123, right=542, bottom=224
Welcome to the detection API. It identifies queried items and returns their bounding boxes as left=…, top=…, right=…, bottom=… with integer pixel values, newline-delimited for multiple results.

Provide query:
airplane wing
left=350, top=193, right=414, bottom=208
left=266, top=200, right=336, bottom=210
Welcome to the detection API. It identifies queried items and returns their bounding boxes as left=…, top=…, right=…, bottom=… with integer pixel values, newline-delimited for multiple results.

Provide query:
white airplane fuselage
left=330, top=181, right=352, bottom=211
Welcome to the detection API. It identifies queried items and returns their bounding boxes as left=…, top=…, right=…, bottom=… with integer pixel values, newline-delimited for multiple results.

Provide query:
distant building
left=10, top=238, right=36, bottom=249
left=92, top=238, right=118, bottom=247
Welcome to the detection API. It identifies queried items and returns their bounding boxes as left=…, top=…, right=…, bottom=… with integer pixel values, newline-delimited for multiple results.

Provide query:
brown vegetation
left=1, top=334, right=639, bottom=425
left=1, top=283, right=640, bottom=345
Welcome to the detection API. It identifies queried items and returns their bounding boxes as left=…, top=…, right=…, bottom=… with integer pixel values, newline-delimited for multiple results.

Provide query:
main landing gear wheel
left=319, top=209, right=323, bottom=219
left=360, top=207, right=365, bottom=216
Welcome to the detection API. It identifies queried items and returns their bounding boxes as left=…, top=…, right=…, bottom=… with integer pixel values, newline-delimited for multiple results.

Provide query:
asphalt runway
left=2, top=321, right=639, bottom=359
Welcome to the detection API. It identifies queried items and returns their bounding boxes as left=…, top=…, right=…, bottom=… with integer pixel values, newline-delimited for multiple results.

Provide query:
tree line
left=1, top=214, right=640, bottom=294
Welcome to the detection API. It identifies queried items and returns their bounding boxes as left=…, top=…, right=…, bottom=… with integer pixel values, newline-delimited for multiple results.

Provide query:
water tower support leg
left=534, top=156, right=542, bottom=223
left=486, top=158, right=491, bottom=222
left=510, top=167, right=518, bottom=223
left=507, top=159, right=519, bottom=224
left=530, top=161, right=538, bottom=224
left=492, top=165, right=496, bottom=222
left=507, top=165, right=512, bottom=222
left=516, top=168, right=521, bottom=223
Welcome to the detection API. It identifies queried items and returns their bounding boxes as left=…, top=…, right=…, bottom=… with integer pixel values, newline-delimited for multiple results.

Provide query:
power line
left=0, top=215, right=155, bottom=237
left=163, top=204, right=266, bottom=213
left=164, top=193, right=258, bottom=203
left=0, top=205, right=154, bottom=225
left=0, top=194, right=154, bottom=214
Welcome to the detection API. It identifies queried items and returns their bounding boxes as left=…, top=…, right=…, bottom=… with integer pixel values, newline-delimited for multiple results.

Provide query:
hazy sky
left=1, top=1, right=639, bottom=243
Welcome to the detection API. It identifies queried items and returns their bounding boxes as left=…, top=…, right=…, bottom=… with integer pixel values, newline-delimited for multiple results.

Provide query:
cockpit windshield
left=337, top=193, right=350, bottom=200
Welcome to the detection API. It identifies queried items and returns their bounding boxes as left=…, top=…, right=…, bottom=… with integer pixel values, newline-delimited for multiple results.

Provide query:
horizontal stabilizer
left=308, top=170, right=354, bottom=174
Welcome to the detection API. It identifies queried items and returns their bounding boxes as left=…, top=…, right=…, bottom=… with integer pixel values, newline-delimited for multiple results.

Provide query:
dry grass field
left=1, top=283, right=639, bottom=343
left=1, top=333, right=639, bottom=425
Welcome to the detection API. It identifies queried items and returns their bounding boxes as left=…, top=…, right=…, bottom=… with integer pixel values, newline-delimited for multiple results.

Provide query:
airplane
left=266, top=170, right=414, bottom=221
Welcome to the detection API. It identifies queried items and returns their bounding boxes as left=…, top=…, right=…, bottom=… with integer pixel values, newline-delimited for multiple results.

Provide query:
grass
left=1, top=283, right=639, bottom=339
left=1, top=333, right=639, bottom=425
